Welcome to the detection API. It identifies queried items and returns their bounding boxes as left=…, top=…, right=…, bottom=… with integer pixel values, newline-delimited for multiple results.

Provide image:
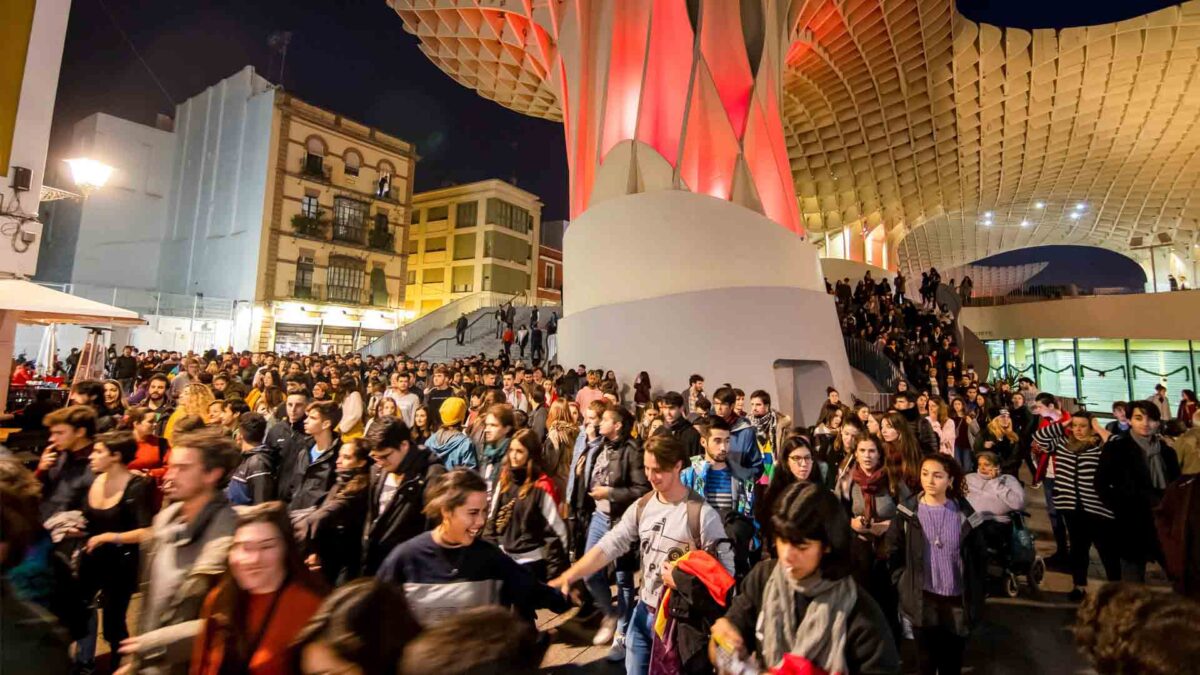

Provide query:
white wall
left=0, top=0, right=71, bottom=278
left=42, top=113, right=175, bottom=288
left=961, top=290, right=1200, bottom=340
left=158, top=67, right=275, bottom=301
left=560, top=190, right=855, bottom=422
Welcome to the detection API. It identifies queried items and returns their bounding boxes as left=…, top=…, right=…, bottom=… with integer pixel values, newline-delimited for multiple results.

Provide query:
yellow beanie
left=439, top=397, right=467, bottom=426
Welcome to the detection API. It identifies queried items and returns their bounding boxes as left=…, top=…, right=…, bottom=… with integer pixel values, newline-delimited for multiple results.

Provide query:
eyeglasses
left=789, top=455, right=814, bottom=464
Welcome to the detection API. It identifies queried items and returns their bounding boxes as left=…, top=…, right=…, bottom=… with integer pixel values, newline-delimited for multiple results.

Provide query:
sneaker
left=606, top=640, right=626, bottom=663
left=593, top=615, right=618, bottom=646
left=1068, top=587, right=1085, bottom=602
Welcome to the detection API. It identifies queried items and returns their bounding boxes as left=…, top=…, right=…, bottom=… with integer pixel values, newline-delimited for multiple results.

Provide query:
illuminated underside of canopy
left=389, top=0, right=1200, bottom=272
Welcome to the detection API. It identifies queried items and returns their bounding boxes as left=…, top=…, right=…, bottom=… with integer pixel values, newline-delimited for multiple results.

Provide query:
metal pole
left=1149, top=247, right=1158, bottom=293
left=1073, top=339, right=1083, bottom=403
left=1124, top=339, right=1134, bottom=401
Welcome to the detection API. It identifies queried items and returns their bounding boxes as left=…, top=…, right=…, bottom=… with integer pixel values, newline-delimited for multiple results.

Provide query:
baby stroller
left=982, top=511, right=1046, bottom=597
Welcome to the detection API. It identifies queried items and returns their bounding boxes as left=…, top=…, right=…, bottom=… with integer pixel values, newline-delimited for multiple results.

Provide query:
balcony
left=291, top=213, right=329, bottom=239
left=286, top=281, right=376, bottom=307
left=367, top=228, right=395, bottom=252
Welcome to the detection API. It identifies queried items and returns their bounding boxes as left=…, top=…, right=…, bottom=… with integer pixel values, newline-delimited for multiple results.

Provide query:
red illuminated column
left=549, top=0, right=804, bottom=235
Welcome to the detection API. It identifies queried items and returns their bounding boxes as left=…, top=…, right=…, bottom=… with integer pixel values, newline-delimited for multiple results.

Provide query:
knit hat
left=439, top=397, right=467, bottom=426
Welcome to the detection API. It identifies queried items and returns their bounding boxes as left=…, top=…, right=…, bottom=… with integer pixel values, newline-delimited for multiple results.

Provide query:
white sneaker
left=593, top=615, right=618, bottom=646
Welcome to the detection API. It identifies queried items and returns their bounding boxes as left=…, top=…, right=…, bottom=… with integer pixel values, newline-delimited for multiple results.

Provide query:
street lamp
left=63, top=158, right=114, bottom=197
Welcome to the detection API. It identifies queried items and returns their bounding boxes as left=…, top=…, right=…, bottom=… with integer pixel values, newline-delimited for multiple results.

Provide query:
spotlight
left=1075, top=202, right=1086, bottom=210
left=1069, top=212, right=1081, bottom=220
left=984, top=211, right=993, bottom=218
left=1034, top=202, right=1045, bottom=209
left=1020, top=220, right=1030, bottom=227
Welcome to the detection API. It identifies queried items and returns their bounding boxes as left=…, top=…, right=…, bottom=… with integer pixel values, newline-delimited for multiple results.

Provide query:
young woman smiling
left=374, top=469, right=569, bottom=626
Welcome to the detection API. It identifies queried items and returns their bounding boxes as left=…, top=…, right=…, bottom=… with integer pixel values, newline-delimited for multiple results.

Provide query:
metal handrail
left=358, top=288, right=528, bottom=357
left=413, top=302, right=561, bottom=360
left=844, top=337, right=903, bottom=391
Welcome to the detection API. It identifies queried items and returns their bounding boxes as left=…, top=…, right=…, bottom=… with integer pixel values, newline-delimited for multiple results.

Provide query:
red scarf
left=850, top=463, right=887, bottom=522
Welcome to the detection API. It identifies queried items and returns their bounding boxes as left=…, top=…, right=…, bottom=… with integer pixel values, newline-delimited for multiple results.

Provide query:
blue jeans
left=585, top=511, right=635, bottom=638
left=625, top=601, right=655, bottom=675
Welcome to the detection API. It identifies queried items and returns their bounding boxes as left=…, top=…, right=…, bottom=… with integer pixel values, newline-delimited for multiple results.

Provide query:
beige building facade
left=256, top=93, right=416, bottom=353
left=405, top=179, right=542, bottom=318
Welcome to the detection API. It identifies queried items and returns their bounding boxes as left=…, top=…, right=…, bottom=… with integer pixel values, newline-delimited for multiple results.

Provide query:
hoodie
left=424, top=428, right=478, bottom=470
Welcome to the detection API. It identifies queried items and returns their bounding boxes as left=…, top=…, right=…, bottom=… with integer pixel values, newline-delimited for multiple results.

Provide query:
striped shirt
left=1033, top=423, right=1113, bottom=519
left=917, top=500, right=963, bottom=596
left=703, top=467, right=735, bottom=512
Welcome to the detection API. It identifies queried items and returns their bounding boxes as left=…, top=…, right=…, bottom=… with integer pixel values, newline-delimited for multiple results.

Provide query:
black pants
left=456, top=328, right=465, bottom=345
left=1062, top=510, right=1120, bottom=586
left=913, top=592, right=966, bottom=675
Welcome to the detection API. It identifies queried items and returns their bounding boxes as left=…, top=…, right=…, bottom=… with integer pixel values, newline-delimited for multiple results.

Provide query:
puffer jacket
left=129, top=496, right=236, bottom=675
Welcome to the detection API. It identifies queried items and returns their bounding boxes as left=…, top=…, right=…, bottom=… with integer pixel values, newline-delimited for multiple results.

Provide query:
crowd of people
left=3, top=303, right=1200, bottom=675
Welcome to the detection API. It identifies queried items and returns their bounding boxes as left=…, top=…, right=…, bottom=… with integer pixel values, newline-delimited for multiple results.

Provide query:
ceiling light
left=1034, top=202, right=1045, bottom=209
left=1074, top=202, right=1086, bottom=210
left=1020, top=220, right=1030, bottom=227
left=984, top=211, right=993, bottom=218
left=1069, top=212, right=1081, bottom=220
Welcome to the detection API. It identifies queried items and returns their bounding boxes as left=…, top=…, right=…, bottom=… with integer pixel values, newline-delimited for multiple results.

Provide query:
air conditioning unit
left=1129, top=236, right=1144, bottom=247
left=1156, top=232, right=1172, bottom=245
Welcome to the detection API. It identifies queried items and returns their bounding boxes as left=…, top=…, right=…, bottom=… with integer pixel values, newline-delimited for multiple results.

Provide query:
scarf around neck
left=749, top=410, right=779, bottom=445
left=759, top=564, right=857, bottom=674
left=850, top=464, right=887, bottom=522
left=483, top=436, right=511, bottom=467
left=1132, top=433, right=1168, bottom=490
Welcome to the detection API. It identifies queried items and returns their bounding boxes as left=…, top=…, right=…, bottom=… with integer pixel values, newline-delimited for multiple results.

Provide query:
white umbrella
left=35, top=323, right=58, bottom=378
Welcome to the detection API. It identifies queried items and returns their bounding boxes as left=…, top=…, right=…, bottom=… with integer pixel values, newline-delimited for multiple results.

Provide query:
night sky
left=48, top=0, right=569, bottom=218
left=49, top=0, right=1175, bottom=276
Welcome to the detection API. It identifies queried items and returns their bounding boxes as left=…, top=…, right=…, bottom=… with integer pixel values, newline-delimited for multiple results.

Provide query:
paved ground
left=537, top=474, right=1170, bottom=674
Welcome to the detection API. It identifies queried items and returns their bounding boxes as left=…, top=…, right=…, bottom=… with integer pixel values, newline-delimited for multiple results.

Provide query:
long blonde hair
left=928, top=396, right=949, bottom=425
left=987, top=416, right=1018, bottom=444
left=180, top=383, right=216, bottom=417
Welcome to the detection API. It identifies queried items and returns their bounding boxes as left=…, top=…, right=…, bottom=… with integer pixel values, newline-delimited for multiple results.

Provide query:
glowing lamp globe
left=63, top=158, right=114, bottom=197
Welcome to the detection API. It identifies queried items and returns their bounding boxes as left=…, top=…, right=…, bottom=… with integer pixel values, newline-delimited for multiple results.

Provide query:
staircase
left=359, top=290, right=528, bottom=357
left=408, top=303, right=561, bottom=361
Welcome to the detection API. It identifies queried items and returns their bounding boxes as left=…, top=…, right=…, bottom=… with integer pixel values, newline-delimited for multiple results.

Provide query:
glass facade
left=486, top=198, right=532, bottom=234
left=455, top=200, right=478, bottom=228
left=985, top=338, right=1198, bottom=413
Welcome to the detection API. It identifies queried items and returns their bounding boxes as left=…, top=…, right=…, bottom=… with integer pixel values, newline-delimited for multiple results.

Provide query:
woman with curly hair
left=163, top=382, right=215, bottom=442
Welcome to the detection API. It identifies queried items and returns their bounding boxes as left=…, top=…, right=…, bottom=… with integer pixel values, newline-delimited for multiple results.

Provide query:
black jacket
left=899, top=408, right=939, bottom=456
left=724, top=560, right=901, bottom=673
left=288, top=435, right=344, bottom=512
left=361, top=447, right=446, bottom=575
left=307, top=468, right=370, bottom=584
left=38, top=445, right=95, bottom=521
left=265, top=418, right=310, bottom=503
left=597, top=436, right=651, bottom=521
left=886, top=495, right=987, bottom=635
left=661, top=416, right=703, bottom=459
left=111, top=355, right=138, bottom=380
left=226, top=446, right=276, bottom=506
left=1097, top=433, right=1180, bottom=561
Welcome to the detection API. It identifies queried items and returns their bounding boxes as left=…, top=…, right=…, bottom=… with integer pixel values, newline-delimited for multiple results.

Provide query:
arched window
left=306, top=137, right=326, bottom=156
left=344, top=149, right=362, bottom=177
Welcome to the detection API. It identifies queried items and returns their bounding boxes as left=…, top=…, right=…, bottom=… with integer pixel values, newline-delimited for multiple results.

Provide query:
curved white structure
left=560, top=190, right=852, bottom=424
